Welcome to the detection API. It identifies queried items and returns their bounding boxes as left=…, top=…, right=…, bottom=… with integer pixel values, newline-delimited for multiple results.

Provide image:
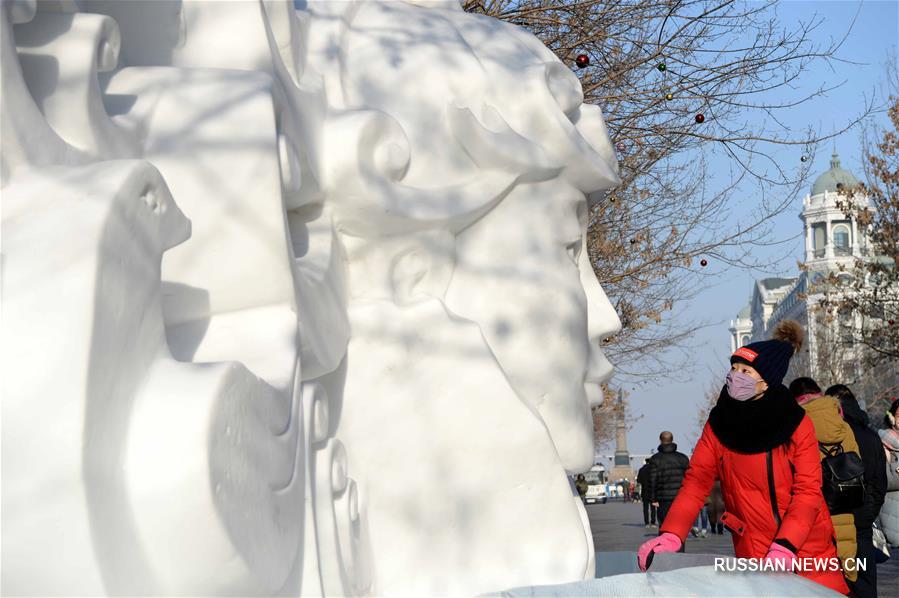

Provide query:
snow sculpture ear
left=390, top=248, right=430, bottom=305
left=342, top=231, right=454, bottom=304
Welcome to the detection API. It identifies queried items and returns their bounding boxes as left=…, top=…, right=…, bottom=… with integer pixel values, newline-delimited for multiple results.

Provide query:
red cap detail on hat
left=733, top=347, right=758, bottom=362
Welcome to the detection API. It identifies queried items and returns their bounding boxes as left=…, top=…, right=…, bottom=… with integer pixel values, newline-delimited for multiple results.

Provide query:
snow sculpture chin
left=1, top=1, right=620, bottom=596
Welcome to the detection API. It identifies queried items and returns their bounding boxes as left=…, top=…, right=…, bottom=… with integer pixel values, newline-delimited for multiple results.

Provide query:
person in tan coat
left=790, top=377, right=859, bottom=584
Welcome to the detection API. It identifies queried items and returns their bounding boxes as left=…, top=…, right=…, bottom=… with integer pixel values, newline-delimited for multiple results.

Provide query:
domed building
left=810, top=151, right=860, bottom=196
left=727, top=303, right=752, bottom=353
left=802, top=151, right=870, bottom=267
left=728, top=151, right=896, bottom=395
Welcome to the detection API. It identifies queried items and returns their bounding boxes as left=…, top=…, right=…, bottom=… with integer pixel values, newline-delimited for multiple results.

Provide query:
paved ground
left=586, top=500, right=899, bottom=596
left=586, top=501, right=735, bottom=557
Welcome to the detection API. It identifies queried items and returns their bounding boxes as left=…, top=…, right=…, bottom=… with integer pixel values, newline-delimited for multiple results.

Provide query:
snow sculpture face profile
left=2, top=0, right=620, bottom=596
left=301, top=1, right=622, bottom=593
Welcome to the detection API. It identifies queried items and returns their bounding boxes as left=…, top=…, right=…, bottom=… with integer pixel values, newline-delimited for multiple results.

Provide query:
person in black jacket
left=637, top=459, right=657, bottom=528
left=648, top=431, right=690, bottom=530
left=828, top=384, right=887, bottom=598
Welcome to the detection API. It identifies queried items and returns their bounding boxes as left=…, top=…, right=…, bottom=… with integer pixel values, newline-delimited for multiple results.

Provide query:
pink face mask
left=726, top=370, right=759, bottom=401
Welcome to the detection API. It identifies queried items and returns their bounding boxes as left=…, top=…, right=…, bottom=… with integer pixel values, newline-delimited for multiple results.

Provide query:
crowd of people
left=634, top=320, right=898, bottom=597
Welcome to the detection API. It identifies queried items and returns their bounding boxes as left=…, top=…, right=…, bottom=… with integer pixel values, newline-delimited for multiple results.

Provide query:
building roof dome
left=811, top=151, right=859, bottom=196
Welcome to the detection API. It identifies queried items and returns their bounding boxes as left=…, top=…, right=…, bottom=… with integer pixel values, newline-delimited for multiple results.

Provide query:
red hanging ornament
left=575, top=54, right=589, bottom=69
left=889, top=319, right=895, bottom=326
left=700, top=259, right=708, bottom=267
left=694, top=113, right=705, bottom=124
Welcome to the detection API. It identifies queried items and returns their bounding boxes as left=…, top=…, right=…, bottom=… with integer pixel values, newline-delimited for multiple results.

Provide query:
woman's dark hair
left=825, top=384, right=855, bottom=404
left=788, top=377, right=821, bottom=398
left=885, top=398, right=899, bottom=428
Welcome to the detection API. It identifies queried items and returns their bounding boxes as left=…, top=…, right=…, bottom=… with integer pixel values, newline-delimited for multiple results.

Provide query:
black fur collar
left=708, top=384, right=805, bottom=454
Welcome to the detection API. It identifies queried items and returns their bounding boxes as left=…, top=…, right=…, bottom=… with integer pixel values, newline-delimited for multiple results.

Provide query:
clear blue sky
left=616, top=0, right=899, bottom=460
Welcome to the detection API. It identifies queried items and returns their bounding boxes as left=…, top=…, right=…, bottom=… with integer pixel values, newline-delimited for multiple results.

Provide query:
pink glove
left=637, top=532, right=682, bottom=571
left=763, top=542, right=797, bottom=572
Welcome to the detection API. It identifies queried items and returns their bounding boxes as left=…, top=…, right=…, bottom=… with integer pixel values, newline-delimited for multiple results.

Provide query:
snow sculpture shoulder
left=1, top=0, right=620, bottom=596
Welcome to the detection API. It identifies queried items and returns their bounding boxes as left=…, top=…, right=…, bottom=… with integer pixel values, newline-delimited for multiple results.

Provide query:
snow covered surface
left=2, top=0, right=623, bottom=595
left=496, top=566, right=841, bottom=597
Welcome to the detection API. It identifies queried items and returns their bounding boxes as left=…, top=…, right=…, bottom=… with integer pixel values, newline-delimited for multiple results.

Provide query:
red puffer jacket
left=660, top=416, right=849, bottom=595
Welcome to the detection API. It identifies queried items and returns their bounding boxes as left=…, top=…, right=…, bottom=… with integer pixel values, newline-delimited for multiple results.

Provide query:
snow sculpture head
left=312, top=0, right=621, bottom=473
left=296, top=1, right=622, bottom=593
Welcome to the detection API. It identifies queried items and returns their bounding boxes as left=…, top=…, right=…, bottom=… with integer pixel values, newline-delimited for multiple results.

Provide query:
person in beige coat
left=790, top=377, right=859, bottom=584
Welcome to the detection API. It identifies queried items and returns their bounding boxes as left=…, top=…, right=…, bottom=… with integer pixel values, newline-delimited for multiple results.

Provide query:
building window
left=741, top=335, right=751, bottom=346
left=812, top=223, right=826, bottom=258
left=833, top=223, right=851, bottom=256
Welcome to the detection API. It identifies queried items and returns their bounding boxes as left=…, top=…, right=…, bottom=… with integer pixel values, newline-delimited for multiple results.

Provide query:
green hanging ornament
left=657, top=63, right=666, bottom=72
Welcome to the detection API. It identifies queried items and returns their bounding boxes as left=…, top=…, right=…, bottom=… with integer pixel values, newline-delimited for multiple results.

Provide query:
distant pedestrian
left=692, top=496, right=711, bottom=538
left=647, top=431, right=689, bottom=530
left=879, top=398, right=899, bottom=548
left=637, top=458, right=657, bottom=528
left=708, top=481, right=725, bottom=535
left=575, top=474, right=588, bottom=499
left=637, top=321, right=849, bottom=595
left=827, top=384, right=887, bottom=598
left=629, top=479, right=636, bottom=502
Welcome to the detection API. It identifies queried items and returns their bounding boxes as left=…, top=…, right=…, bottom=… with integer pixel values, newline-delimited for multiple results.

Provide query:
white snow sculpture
left=1, top=0, right=621, bottom=596
left=300, top=1, right=621, bottom=594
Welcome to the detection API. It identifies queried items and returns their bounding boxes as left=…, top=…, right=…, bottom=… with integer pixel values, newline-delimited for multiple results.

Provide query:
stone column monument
left=610, top=393, right=635, bottom=482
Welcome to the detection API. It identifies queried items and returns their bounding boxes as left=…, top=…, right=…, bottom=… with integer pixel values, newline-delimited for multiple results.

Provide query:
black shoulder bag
left=819, top=442, right=865, bottom=515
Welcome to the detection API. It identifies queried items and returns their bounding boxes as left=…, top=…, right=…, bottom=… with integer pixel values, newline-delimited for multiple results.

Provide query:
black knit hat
left=730, top=320, right=804, bottom=387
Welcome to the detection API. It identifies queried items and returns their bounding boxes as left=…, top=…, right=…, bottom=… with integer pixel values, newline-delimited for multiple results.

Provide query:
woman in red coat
left=637, top=321, right=849, bottom=595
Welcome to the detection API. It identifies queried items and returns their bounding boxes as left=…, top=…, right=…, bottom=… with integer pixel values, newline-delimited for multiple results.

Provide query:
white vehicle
left=582, top=465, right=608, bottom=505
